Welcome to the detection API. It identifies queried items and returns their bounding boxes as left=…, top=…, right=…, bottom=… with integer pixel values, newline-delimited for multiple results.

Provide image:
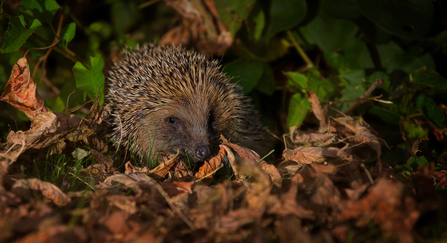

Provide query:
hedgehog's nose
left=196, top=145, right=211, bottom=160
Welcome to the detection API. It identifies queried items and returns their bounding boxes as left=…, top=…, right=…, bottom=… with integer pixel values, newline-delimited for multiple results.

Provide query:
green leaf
left=265, top=0, right=307, bottom=40
left=252, top=8, right=265, bottom=42
left=401, top=120, right=428, bottom=140
left=368, top=106, right=400, bottom=125
left=340, top=70, right=365, bottom=85
left=285, top=71, right=307, bottom=92
left=215, top=0, right=257, bottom=36
left=411, top=69, right=447, bottom=91
left=287, top=93, right=310, bottom=128
left=72, top=54, right=105, bottom=105
left=21, top=0, right=60, bottom=24
left=338, top=70, right=366, bottom=111
left=1, top=15, right=42, bottom=53
left=224, top=58, right=264, bottom=94
left=408, top=156, right=428, bottom=167
left=377, top=42, right=405, bottom=73
left=300, top=11, right=358, bottom=52
left=355, top=0, right=434, bottom=39
left=343, top=39, right=375, bottom=70
left=416, top=95, right=445, bottom=128
left=256, top=63, right=275, bottom=95
left=321, top=0, right=361, bottom=20
left=365, top=71, right=390, bottom=90
left=307, top=67, right=334, bottom=101
left=59, top=22, right=76, bottom=50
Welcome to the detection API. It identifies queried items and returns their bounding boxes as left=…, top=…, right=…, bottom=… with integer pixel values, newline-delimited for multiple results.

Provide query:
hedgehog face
left=135, top=100, right=221, bottom=162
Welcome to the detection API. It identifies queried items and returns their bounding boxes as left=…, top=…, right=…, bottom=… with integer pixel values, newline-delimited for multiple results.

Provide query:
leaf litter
left=0, top=58, right=445, bottom=242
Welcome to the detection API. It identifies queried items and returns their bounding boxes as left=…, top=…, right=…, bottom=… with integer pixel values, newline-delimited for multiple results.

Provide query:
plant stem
left=287, top=30, right=313, bottom=67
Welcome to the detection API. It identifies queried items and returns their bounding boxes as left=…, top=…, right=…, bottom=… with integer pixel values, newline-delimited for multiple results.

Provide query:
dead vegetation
left=0, top=57, right=446, bottom=242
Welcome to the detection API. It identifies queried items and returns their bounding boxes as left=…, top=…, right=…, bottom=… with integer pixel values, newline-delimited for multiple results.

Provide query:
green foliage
left=1, top=15, right=41, bottom=53
left=265, top=0, right=307, bottom=40
left=59, top=22, right=76, bottom=50
left=215, top=0, right=257, bottom=36
left=72, top=54, right=105, bottom=106
left=0, top=0, right=445, bottom=180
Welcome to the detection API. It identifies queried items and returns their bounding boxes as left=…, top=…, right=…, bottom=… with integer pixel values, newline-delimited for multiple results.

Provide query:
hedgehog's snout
left=196, top=144, right=211, bottom=160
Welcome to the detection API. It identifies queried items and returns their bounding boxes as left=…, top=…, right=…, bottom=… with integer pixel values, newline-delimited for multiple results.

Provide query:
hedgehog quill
left=106, top=44, right=270, bottom=163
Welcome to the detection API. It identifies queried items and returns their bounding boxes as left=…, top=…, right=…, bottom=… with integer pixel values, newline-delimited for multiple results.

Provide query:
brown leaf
left=161, top=181, right=194, bottom=197
left=0, top=57, right=46, bottom=120
left=338, top=179, right=420, bottom=241
left=125, top=162, right=150, bottom=174
left=161, top=0, right=233, bottom=56
left=103, top=173, right=156, bottom=188
left=14, top=225, right=88, bottom=243
left=2, top=111, right=58, bottom=164
left=308, top=91, right=328, bottom=132
left=11, top=178, right=71, bottom=206
left=221, top=134, right=263, bottom=164
left=149, top=152, right=180, bottom=180
left=259, top=163, right=282, bottom=188
left=194, top=146, right=225, bottom=184
left=283, top=146, right=342, bottom=164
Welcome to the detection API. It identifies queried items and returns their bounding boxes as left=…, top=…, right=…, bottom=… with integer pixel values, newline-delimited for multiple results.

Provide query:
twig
left=287, top=30, right=313, bottom=68
left=153, top=183, right=196, bottom=230
left=344, top=78, right=384, bottom=114
left=360, top=163, right=374, bottom=185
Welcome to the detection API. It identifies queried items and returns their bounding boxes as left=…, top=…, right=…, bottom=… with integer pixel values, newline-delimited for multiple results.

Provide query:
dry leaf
left=125, top=162, right=150, bottom=174
left=11, top=178, right=71, bottom=206
left=161, top=0, right=233, bottom=56
left=149, top=152, right=180, bottom=179
left=195, top=146, right=225, bottom=183
left=0, top=57, right=46, bottom=120
left=221, top=134, right=263, bottom=165
left=283, top=146, right=341, bottom=164
left=103, top=173, right=155, bottom=188
left=307, top=91, right=328, bottom=132
left=161, top=181, right=194, bottom=197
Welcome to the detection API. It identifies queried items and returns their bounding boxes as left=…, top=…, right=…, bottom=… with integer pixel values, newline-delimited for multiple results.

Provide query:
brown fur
left=106, top=44, right=269, bottom=162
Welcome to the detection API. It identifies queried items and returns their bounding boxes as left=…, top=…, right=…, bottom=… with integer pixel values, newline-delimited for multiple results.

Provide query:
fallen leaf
left=11, top=178, right=71, bottom=206
left=161, top=181, right=194, bottom=197
left=308, top=91, right=328, bottom=132
left=0, top=57, right=46, bottom=120
left=195, top=146, right=225, bottom=184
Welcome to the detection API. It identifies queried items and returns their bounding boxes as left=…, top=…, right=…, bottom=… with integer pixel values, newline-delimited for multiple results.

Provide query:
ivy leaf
left=215, top=0, right=256, bottom=36
left=1, top=15, right=42, bottom=53
left=59, top=23, right=76, bottom=50
left=355, top=0, right=434, bottom=39
left=21, top=0, right=60, bottom=24
left=287, top=93, right=310, bottom=128
left=72, top=54, right=105, bottom=106
left=224, top=58, right=264, bottom=94
left=265, top=0, right=307, bottom=40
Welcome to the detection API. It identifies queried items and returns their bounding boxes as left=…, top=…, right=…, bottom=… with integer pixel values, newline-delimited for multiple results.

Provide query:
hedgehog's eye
left=168, top=117, right=177, bottom=124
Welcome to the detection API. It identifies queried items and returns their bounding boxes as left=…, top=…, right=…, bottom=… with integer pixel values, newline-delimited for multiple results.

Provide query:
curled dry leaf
left=221, top=134, right=263, bottom=164
left=283, top=146, right=343, bottom=164
left=161, top=0, right=233, bottom=56
left=103, top=173, right=156, bottom=188
left=161, top=181, right=194, bottom=197
left=195, top=146, right=225, bottom=183
left=338, top=179, right=420, bottom=242
left=0, top=57, right=46, bottom=120
left=149, top=152, right=180, bottom=180
left=125, top=162, right=150, bottom=175
left=11, top=178, right=71, bottom=206
left=307, top=91, right=328, bottom=132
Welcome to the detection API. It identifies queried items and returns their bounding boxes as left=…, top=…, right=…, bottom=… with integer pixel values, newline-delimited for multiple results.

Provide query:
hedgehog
left=106, top=44, right=270, bottom=163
